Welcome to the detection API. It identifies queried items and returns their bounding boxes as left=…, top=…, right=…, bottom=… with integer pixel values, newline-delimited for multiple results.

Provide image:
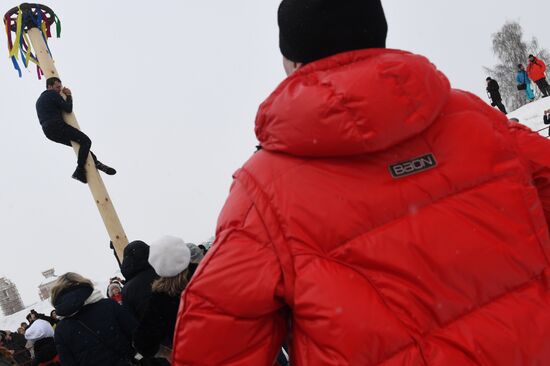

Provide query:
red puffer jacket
left=173, top=49, right=550, bottom=365
left=527, top=56, right=547, bottom=82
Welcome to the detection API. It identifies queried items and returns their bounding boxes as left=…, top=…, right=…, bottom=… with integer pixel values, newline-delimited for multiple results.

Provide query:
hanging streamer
left=22, top=32, right=39, bottom=66
left=54, top=14, right=61, bottom=37
left=3, top=5, right=61, bottom=78
left=39, top=10, right=49, bottom=38
left=11, top=55, right=22, bottom=77
left=4, top=15, right=12, bottom=51
left=18, top=32, right=27, bottom=67
left=8, top=9, right=22, bottom=58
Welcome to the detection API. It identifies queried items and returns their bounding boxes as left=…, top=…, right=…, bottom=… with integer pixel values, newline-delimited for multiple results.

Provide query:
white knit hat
left=25, top=319, right=54, bottom=341
left=148, top=235, right=191, bottom=277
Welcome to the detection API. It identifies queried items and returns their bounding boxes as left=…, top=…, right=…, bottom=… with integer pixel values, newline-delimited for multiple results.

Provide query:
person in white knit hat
left=133, top=236, right=191, bottom=364
left=25, top=319, right=60, bottom=365
left=148, top=235, right=191, bottom=277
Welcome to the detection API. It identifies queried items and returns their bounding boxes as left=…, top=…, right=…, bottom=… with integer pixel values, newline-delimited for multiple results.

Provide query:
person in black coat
left=35, top=77, right=116, bottom=183
left=32, top=338, right=59, bottom=366
left=24, top=319, right=59, bottom=366
left=28, top=309, right=59, bottom=328
left=121, top=240, right=159, bottom=321
left=51, top=272, right=137, bottom=366
left=486, top=77, right=507, bottom=114
left=133, top=236, right=192, bottom=365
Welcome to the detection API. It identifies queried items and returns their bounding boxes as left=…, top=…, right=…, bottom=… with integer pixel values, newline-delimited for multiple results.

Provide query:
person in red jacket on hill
left=173, top=1, right=550, bottom=365
left=527, top=54, right=550, bottom=97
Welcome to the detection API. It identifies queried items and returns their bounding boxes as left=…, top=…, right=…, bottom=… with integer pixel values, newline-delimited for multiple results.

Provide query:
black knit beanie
left=278, top=0, right=388, bottom=64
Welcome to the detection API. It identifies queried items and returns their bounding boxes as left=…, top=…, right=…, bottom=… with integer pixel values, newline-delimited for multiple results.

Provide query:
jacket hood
left=53, top=284, right=93, bottom=317
left=121, top=240, right=153, bottom=281
left=54, top=286, right=103, bottom=318
left=24, top=319, right=54, bottom=341
left=255, top=48, right=451, bottom=157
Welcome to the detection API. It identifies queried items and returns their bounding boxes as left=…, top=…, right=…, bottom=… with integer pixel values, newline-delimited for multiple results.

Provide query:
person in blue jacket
left=517, top=64, right=535, bottom=103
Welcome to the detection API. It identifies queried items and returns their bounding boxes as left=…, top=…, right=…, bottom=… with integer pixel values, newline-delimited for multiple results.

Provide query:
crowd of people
left=486, top=54, right=550, bottom=114
left=0, top=240, right=210, bottom=366
left=0, top=309, right=59, bottom=365
left=5, top=0, right=550, bottom=365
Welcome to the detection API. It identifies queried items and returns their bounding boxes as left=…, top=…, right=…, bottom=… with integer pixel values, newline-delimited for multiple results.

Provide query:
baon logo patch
left=389, top=154, right=437, bottom=178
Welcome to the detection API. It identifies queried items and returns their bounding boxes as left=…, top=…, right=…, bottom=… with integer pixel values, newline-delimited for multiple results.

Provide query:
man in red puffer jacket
left=173, top=1, right=550, bottom=365
left=527, top=54, right=550, bottom=97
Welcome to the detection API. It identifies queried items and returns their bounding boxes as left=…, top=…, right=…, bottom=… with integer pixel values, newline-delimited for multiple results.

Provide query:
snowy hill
left=508, top=98, right=550, bottom=136
left=0, top=299, right=54, bottom=332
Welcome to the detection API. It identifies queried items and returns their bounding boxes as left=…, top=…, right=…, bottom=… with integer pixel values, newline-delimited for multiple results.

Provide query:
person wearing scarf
left=51, top=273, right=137, bottom=366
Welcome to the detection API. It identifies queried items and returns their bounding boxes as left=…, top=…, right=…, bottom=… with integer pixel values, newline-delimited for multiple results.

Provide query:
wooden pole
left=27, top=27, right=128, bottom=259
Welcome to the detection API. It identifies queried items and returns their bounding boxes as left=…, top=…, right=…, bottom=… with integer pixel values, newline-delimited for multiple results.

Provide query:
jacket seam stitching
left=238, top=167, right=296, bottom=303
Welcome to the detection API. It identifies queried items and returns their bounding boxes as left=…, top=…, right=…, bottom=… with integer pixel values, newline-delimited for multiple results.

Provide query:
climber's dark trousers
left=42, top=121, right=97, bottom=168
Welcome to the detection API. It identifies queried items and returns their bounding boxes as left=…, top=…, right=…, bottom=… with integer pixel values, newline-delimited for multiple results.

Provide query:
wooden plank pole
left=27, top=27, right=128, bottom=260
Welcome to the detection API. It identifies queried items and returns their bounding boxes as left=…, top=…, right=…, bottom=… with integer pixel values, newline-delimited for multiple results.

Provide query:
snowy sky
left=1, top=0, right=550, bottom=313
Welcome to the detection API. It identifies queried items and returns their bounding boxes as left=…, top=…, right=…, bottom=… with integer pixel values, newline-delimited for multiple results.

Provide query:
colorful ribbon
left=3, top=5, right=61, bottom=78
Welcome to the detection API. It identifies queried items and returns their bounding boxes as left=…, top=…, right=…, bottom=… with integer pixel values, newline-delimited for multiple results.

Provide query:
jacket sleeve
left=36, top=314, right=56, bottom=326
left=510, top=124, right=550, bottom=226
left=172, top=178, right=287, bottom=366
left=53, top=93, right=73, bottom=113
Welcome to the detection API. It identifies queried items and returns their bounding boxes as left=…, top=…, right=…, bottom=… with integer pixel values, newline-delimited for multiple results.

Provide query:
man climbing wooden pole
left=3, top=3, right=128, bottom=260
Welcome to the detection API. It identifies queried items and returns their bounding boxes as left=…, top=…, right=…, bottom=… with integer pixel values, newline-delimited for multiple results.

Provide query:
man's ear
left=283, top=56, right=303, bottom=76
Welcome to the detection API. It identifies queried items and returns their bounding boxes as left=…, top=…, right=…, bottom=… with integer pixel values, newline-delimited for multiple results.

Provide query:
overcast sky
left=1, top=0, right=549, bottom=313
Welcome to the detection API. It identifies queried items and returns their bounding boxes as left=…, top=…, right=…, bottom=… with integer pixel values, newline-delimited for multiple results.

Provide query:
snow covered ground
left=0, top=299, right=54, bottom=333
left=508, top=97, right=550, bottom=136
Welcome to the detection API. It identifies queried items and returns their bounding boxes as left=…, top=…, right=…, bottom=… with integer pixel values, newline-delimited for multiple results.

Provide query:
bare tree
left=485, top=21, right=549, bottom=111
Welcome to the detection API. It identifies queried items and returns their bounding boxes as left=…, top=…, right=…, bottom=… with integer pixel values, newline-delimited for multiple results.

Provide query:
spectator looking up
left=120, top=241, right=158, bottom=320
left=173, top=1, right=550, bottom=365
left=133, top=236, right=192, bottom=365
